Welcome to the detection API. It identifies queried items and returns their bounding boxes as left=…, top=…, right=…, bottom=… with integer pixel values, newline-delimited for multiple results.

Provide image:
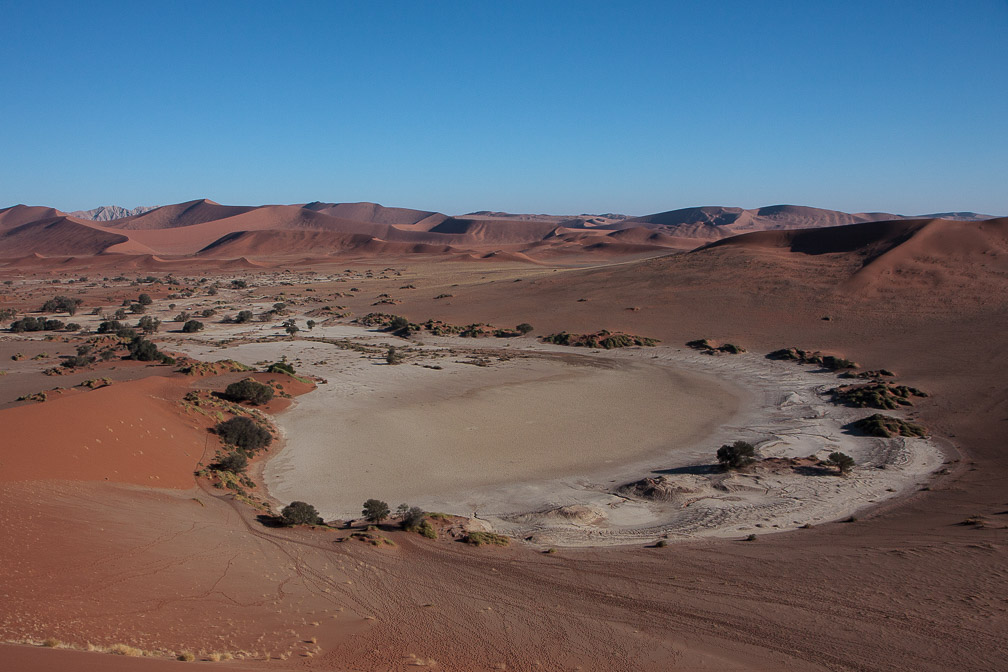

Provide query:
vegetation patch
left=224, top=378, right=275, bottom=405
left=464, top=531, right=510, bottom=547
left=686, top=338, right=746, bottom=354
left=215, top=415, right=273, bottom=452
left=177, top=358, right=253, bottom=376
left=831, top=382, right=927, bottom=409
left=542, top=330, right=658, bottom=348
left=767, top=347, right=858, bottom=370
left=716, top=440, right=756, bottom=469
left=851, top=413, right=929, bottom=438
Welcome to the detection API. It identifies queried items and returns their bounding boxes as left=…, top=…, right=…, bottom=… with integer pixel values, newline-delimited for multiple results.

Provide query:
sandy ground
left=171, top=325, right=943, bottom=547
left=1, top=241, right=1006, bottom=671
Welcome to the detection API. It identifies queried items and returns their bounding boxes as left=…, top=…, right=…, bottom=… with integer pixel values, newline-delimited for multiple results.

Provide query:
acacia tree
left=827, top=451, right=855, bottom=475
left=362, top=499, right=390, bottom=524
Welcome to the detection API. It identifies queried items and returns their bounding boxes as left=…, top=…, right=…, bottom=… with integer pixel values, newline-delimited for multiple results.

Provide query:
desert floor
left=1, top=252, right=1006, bottom=671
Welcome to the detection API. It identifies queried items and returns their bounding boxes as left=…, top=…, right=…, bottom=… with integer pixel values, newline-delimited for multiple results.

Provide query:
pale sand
left=171, top=323, right=944, bottom=547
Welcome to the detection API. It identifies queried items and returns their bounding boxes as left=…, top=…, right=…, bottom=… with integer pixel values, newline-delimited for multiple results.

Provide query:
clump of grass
left=654, top=539, right=668, bottom=548
left=417, top=520, right=437, bottom=539
left=852, top=414, right=929, bottom=438
left=465, top=531, right=510, bottom=547
left=108, top=643, right=143, bottom=657
left=42, top=638, right=61, bottom=648
left=831, top=382, right=927, bottom=410
left=744, top=534, right=757, bottom=541
left=960, top=515, right=986, bottom=527
left=177, top=652, right=196, bottom=662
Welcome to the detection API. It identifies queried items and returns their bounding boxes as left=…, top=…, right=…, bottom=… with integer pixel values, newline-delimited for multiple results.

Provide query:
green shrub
left=516, top=323, right=534, bottom=335
left=215, top=416, right=273, bottom=452
left=266, top=361, right=295, bottom=375
left=216, top=451, right=249, bottom=473
left=224, top=378, right=274, bottom=405
left=465, top=531, right=509, bottom=547
left=137, top=293, right=152, bottom=305
left=716, top=440, right=756, bottom=469
left=181, top=320, right=204, bottom=333
left=400, top=505, right=426, bottom=530
left=137, top=315, right=160, bottom=334
left=281, top=501, right=321, bottom=526
left=852, top=414, right=928, bottom=438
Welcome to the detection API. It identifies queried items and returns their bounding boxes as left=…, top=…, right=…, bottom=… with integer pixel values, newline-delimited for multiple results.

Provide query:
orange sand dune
left=0, top=376, right=210, bottom=488
left=302, top=201, right=448, bottom=229
left=101, top=198, right=256, bottom=230
left=0, top=216, right=130, bottom=257
left=0, top=204, right=67, bottom=229
left=197, top=229, right=459, bottom=258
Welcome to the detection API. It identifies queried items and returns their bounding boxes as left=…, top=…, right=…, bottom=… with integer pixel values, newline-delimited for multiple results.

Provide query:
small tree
left=235, top=310, right=253, bottom=323
left=137, top=315, right=160, bottom=334
left=283, top=319, right=299, bottom=336
left=716, top=440, right=756, bottom=470
left=386, top=346, right=404, bottom=365
left=826, top=451, right=855, bottom=475
left=306, top=319, right=316, bottom=330
left=281, top=501, right=321, bottom=526
left=516, top=323, right=534, bottom=335
left=127, top=337, right=161, bottom=361
left=181, top=320, right=204, bottom=333
left=362, top=499, right=390, bottom=524
left=137, top=293, right=153, bottom=306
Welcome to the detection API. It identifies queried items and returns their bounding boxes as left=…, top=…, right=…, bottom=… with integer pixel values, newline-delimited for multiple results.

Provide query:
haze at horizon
left=1, top=1, right=1005, bottom=216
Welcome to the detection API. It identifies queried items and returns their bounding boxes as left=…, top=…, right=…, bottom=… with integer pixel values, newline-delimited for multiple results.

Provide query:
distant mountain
left=70, top=205, right=159, bottom=221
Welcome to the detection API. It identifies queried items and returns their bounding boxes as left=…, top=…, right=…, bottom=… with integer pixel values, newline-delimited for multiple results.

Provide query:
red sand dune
left=0, top=377, right=209, bottom=488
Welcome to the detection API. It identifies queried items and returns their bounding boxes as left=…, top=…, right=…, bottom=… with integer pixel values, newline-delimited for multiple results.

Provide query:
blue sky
left=1, top=1, right=1005, bottom=215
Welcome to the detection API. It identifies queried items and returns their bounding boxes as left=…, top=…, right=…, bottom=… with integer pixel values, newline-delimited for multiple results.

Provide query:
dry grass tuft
left=108, top=643, right=144, bottom=657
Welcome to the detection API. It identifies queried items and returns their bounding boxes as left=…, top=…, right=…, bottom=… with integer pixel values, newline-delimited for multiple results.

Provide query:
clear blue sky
left=2, top=1, right=1005, bottom=215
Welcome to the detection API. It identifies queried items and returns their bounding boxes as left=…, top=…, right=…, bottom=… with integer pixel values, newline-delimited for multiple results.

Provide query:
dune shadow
left=652, top=464, right=719, bottom=476
left=793, top=465, right=835, bottom=477
left=256, top=514, right=286, bottom=528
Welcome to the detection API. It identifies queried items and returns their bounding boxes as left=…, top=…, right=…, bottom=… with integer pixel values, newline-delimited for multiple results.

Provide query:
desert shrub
left=831, top=383, right=927, bottom=409
left=137, top=293, right=152, bottom=305
left=201, top=308, right=216, bottom=318
left=465, top=531, right=510, bottom=547
left=716, top=440, right=756, bottom=469
left=306, top=319, right=316, bottom=330
left=362, top=498, right=390, bottom=524
left=852, top=414, right=928, bottom=438
left=283, top=319, right=299, bottom=335
left=215, top=416, right=273, bottom=452
left=174, top=311, right=191, bottom=322
left=515, top=322, right=534, bottom=335
left=224, top=378, right=274, bottom=405
left=113, top=308, right=127, bottom=320
left=280, top=500, right=320, bottom=525
left=40, top=295, right=83, bottom=315
left=137, top=315, right=160, bottom=334
left=127, top=337, right=162, bottom=361
left=400, top=505, right=426, bottom=530
left=386, top=315, right=410, bottom=335
left=826, top=451, right=855, bottom=475
left=129, top=303, right=146, bottom=314
left=266, top=361, right=295, bottom=374
left=181, top=320, right=204, bottom=333
left=417, top=520, right=437, bottom=538
left=235, top=310, right=253, bottom=323
left=718, top=343, right=745, bottom=354
left=216, top=451, right=249, bottom=473
left=386, top=346, right=405, bottom=365
left=231, top=279, right=247, bottom=289
left=64, top=322, right=81, bottom=331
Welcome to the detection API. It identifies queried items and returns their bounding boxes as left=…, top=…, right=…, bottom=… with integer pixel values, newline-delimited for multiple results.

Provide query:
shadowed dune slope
left=302, top=201, right=449, bottom=229
left=102, top=199, right=256, bottom=229
left=0, top=205, right=66, bottom=229
left=0, top=217, right=129, bottom=257
left=198, top=229, right=458, bottom=258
